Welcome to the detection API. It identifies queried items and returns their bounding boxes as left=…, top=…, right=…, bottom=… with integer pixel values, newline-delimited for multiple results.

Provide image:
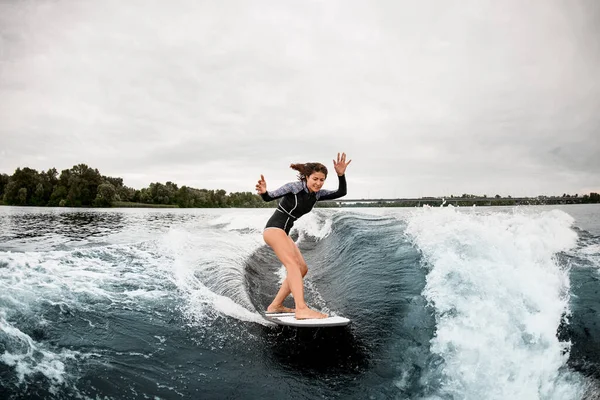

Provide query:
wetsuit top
left=261, top=174, right=347, bottom=235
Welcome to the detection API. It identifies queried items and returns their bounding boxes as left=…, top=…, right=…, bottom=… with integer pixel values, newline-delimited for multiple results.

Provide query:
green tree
left=227, top=191, right=265, bottom=207
left=138, top=188, right=151, bottom=204
left=583, top=192, right=600, bottom=203
left=3, top=167, right=40, bottom=205
left=193, top=189, right=210, bottom=207
left=102, top=176, right=123, bottom=188
left=37, top=168, right=58, bottom=205
left=59, top=164, right=103, bottom=206
left=210, top=189, right=227, bottom=207
left=117, top=186, right=136, bottom=202
left=94, top=183, right=117, bottom=207
left=149, top=182, right=169, bottom=204
left=31, top=182, right=45, bottom=206
left=17, top=187, right=27, bottom=205
left=0, top=173, right=9, bottom=201
left=49, top=185, right=68, bottom=206
left=176, top=186, right=193, bottom=208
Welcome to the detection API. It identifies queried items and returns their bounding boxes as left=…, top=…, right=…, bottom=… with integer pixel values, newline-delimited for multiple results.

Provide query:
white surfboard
left=265, top=312, right=350, bottom=327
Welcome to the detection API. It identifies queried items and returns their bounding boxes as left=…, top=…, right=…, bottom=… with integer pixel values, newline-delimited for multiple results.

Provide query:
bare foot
left=295, top=307, right=328, bottom=320
left=267, top=305, right=295, bottom=313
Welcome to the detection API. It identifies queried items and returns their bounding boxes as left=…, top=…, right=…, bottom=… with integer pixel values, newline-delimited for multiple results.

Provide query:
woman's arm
left=260, top=181, right=303, bottom=201
left=256, top=175, right=303, bottom=201
left=317, top=174, right=347, bottom=200
left=317, top=152, right=351, bottom=200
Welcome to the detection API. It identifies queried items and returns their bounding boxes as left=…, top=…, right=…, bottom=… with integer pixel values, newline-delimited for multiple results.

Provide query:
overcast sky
left=0, top=0, right=598, bottom=198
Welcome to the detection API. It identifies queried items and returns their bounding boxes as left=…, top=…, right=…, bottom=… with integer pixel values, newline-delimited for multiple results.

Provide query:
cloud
left=0, top=0, right=599, bottom=197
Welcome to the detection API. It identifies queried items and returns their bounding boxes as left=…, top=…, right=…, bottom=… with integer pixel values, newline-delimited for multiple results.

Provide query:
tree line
left=0, top=164, right=598, bottom=208
left=0, top=164, right=271, bottom=208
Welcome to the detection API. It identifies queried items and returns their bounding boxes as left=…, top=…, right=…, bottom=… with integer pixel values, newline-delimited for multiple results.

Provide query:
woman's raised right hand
left=255, top=174, right=267, bottom=194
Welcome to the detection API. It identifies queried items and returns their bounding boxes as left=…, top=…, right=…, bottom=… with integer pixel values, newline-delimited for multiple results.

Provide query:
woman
left=255, top=152, right=351, bottom=319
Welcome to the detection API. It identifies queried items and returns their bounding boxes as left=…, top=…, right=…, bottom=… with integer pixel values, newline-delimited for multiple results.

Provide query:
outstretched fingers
left=334, top=152, right=350, bottom=166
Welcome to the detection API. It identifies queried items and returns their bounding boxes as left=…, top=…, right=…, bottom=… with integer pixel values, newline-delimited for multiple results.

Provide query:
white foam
left=0, top=245, right=172, bottom=310
left=0, top=243, right=174, bottom=389
left=405, top=206, right=585, bottom=399
left=207, top=209, right=273, bottom=232
left=580, top=244, right=600, bottom=255
left=293, top=211, right=333, bottom=241
left=576, top=243, right=600, bottom=271
left=155, top=227, right=269, bottom=325
left=0, top=316, right=83, bottom=392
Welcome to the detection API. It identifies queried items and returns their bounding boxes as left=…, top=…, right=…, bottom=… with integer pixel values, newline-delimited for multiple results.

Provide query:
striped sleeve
left=260, top=181, right=304, bottom=202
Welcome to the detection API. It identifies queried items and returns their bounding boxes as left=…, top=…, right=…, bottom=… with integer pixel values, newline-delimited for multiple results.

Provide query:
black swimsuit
left=261, top=175, right=347, bottom=235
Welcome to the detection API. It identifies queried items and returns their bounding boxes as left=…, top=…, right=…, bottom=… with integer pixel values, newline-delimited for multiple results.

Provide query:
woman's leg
left=268, top=236, right=308, bottom=312
left=263, top=228, right=327, bottom=319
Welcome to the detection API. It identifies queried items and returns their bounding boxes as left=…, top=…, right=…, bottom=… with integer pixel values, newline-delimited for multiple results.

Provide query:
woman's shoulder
left=285, top=181, right=305, bottom=193
left=270, top=180, right=304, bottom=196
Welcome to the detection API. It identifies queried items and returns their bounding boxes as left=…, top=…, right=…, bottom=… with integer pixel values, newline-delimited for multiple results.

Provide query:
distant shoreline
left=322, top=195, right=595, bottom=208
left=1, top=163, right=598, bottom=208
left=1, top=197, right=597, bottom=209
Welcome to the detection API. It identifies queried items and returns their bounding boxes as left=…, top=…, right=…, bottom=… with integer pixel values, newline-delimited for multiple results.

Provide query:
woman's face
left=307, top=171, right=326, bottom=193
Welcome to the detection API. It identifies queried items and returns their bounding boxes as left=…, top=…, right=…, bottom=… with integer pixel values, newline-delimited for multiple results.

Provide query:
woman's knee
left=299, top=262, right=308, bottom=277
left=295, top=255, right=308, bottom=276
left=283, top=256, right=307, bottom=276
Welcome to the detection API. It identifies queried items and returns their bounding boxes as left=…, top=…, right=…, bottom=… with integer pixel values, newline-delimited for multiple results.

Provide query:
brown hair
left=290, top=162, right=328, bottom=181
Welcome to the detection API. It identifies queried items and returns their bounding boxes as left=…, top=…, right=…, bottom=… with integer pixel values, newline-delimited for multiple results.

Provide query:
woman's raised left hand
left=333, top=152, right=351, bottom=176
